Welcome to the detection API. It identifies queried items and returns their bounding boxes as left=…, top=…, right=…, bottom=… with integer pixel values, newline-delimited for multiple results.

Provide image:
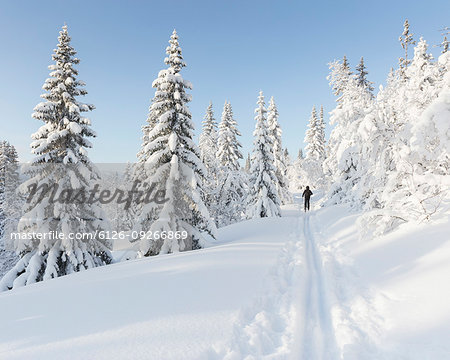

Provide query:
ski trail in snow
left=300, top=212, right=339, bottom=360
left=212, top=203, right=385, bottom=359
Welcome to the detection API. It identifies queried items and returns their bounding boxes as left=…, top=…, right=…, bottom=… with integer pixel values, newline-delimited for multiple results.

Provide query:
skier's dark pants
left=304, top=198, right=310, bottom=211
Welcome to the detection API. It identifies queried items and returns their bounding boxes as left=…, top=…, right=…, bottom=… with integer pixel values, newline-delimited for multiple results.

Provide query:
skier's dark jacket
left=302, top=188, right=313, bottom=199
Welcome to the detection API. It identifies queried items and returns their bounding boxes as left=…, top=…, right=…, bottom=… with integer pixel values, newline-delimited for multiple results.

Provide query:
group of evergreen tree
left=197, top=92, right=290, bottom=224
left=246, top=92, right=281, bottom=217
left=0, top=26, right=291, bottom=290
left=288, top=20, right=449, bottom=235
left=322, top=19, right=450, bottom=235
left=3, top=19, right=443, bottom=291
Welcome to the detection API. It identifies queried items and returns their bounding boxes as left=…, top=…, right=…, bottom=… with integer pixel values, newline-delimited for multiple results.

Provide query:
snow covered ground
left=0, top=199, right=449, bottom=359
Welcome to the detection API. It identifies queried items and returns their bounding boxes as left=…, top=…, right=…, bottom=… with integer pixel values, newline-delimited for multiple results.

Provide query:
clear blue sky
left=0, top=0, right=448, bottom=162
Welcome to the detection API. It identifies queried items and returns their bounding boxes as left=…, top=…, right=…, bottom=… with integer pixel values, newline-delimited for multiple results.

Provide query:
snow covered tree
left=405, top=38, right=440, bottom=109
left=328, top=56, right=353, bottom=107
left=324, top=68, right=375, bottom=207
left=409, top=50, right=450, bottom=186
left=398, top=19, right=416, bottom=79
left=284, top=149, right=291, bottom=164
left=354, top=82, right=398, bottom=215
left=0, top=142, right=21, bottom=239
left=442, top=36, right=449, bottom=54
left=246, top=91, right=281, bottom=218
left=318, top=105, right=326, bottom=151
left=322, top=23, right=449, bottom=235
left=198, top=102, right=220, bottom=218
left=0, top=141, right=19, bottom=278
left=304, top=106, right=322, bottom=160
left=133, top=30, right=216, bottom=256
left=199, top=102, right=218, bottom=176
left=245, top=153, right=251, bottom=173
left=0, top=25, right=112, bottom=291
left=372, top=39, right=444, bottom=230
left=267, top=96, right=291, bottom=204
left=303, top=106, right=326, bottom=187
left=297, top=148, right=304, bottom=160
left=0, top=141, right=8, bottom=238
left=359, top=50, right=449, bottom=236
left=356, top=57, right=374, bottom=95
left=215, top=101, right=247, bottom=226
left=217, top=101, right=243, bottom=170
left=438, top=27, right=449, bottom=54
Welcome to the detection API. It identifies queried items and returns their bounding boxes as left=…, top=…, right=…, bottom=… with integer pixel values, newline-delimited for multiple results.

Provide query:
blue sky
left=0, top=0, right=448, bottom=162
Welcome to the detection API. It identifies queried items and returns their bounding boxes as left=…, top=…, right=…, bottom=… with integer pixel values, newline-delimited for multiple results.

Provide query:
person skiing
left=302, top=185, right=313, bottom=212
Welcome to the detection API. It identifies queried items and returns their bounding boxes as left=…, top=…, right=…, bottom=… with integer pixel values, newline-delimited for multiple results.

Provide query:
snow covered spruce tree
left=324, top=57, right=375, bottom=207
left=267, top=96, right=291, bottom=204
left=0, top=142, right=21, bottom=240
left=215, top=101, right=247, bottom=226
left=303, top=105, right=326, bottom=187
left=0, top=26, right=112, bottom=291
left=199, top=102, right=219, bottom=176
left=439, top=29, right=449, bottom=54
left=356, top=57, right=374, bottom=96
left=0, top=141, right=9, bottom=238
left=198, top=102, right=219, bottom=217
left=398, top=19, right=416, bottom=79
left=0, top=141, right=19, bottom=278
left=246, top=91, right=281, bottom=218
left=329, top=55, right=353, bottom=107
left=244, top=153, right=251, bottom=173
left=134, top=30, right=216, bottom=256
left=318, top=105, right=327, bottom=162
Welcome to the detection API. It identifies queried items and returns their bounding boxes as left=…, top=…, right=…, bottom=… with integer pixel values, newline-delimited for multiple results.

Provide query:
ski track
left=300, top=212, right=339, bottom=360
left=215, top=202, right=385, bottom=359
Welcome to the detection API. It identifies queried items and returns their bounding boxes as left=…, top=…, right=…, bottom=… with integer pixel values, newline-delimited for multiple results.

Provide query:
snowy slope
left=0, top=201, right=449, bottom=359
left=0, top=214, right=298, bottom=360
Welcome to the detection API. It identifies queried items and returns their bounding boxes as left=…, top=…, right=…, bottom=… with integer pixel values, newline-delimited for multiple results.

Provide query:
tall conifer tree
left=216, top=101, right=246, bottom=226
left=246, top=91, right=281, bottom=218
left=0, top=26, right=112, bottom=291
left=134, top=30, right=216, bottom=255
